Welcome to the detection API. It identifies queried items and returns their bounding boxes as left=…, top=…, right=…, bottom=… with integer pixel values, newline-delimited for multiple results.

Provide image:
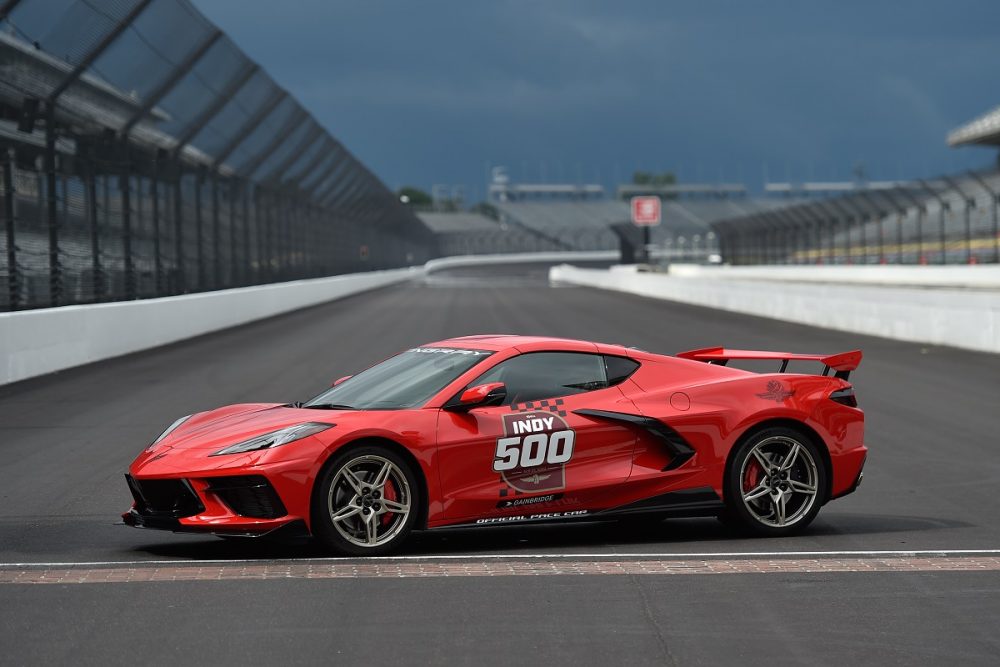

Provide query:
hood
left=155, top=403, right=337, bottom=451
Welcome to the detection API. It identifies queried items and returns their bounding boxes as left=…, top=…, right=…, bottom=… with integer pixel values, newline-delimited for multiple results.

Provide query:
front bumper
left=122, top=508, right=307, bottom=538
left=123, top=472, right=304, bottom=536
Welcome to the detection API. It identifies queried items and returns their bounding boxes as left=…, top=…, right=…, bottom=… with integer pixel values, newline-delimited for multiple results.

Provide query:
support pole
left=150, top=150, right=162, bottom=294
left=241, top=181, right=250, bottom=285
left=194, top=171, right=205, bottom=289
left=44, top=105, right=61, bottom=305
left=229, top=178, right=238, bottom=287
left=173, top=169, right=185, bottom=293
left=119, top=162, right=134, bottom=300
left=917, top=180, right=949, bottom=264
left=3, top=149, right=18, bottom=309
left=211, top=173, right=221, bottom=287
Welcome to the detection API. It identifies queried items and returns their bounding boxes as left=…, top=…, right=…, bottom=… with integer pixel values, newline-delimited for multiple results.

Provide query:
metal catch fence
left=0, top=0, right=435, bottom=311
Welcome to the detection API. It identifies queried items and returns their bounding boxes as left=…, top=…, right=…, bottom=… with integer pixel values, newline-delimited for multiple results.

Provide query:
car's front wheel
left=312, top=445, right=419, bottom=556
left=724, top=427, right=826, bottom=536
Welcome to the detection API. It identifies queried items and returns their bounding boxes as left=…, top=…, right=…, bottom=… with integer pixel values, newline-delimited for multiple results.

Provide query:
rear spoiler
left=676, top=347, right=862, bottom=380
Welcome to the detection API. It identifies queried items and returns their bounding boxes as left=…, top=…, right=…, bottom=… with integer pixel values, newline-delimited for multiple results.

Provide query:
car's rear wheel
left=724, top=426, right=826, bottom=536
left=312, top=446, right=419, bottom=556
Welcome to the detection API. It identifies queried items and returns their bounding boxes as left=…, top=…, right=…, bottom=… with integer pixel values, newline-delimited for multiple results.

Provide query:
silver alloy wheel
left=327, top=454, right=412, bottom=548
left=739, top=435, right=819, bottom=528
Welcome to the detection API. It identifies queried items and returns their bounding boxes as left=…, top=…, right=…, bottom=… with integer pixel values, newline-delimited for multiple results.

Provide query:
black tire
left=723, top=426, right=827, bottom=537
left=311, top=445, right=420, bottom=556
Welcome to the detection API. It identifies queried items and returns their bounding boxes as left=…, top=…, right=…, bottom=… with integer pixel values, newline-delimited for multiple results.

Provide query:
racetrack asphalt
left=1, top=265, right=999, bottom=665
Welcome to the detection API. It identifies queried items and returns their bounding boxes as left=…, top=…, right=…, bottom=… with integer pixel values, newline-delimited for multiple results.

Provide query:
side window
left=604, top=355, right=640, bottom=386
left=472, top=352, right=608, bottom=405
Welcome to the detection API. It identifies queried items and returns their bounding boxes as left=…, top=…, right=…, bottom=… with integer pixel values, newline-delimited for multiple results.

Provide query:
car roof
left=426, top=334, right=642, bottom=357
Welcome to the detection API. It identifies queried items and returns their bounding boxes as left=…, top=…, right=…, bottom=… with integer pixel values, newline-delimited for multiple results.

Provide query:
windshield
left=304, top=347, right=493, bottom=410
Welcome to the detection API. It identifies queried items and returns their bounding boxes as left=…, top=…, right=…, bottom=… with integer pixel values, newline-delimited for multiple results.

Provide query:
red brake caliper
left=381, top=478, right=398, bottom=526
left=743, top=459, right=762, bottom=493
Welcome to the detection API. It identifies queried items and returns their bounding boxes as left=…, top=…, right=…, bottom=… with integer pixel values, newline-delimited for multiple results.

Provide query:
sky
left=194, top=0, right=1000, bottom=201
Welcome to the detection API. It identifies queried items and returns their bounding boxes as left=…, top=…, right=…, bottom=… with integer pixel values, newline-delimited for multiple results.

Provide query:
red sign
left=631, top=196, right=661, bottom=226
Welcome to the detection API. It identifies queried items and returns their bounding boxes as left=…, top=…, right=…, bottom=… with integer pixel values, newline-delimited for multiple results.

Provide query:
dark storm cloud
left=195, top=0, right=1000, bottom=197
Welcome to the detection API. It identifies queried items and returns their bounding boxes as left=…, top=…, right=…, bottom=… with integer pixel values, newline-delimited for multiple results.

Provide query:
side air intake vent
left=206, top=476, right=287, bottom=519
left=125, top=475, right=205, bottom=518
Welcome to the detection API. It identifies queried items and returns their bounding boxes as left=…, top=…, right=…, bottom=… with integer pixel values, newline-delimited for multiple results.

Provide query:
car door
left=435, top=351, right=639, bottom=522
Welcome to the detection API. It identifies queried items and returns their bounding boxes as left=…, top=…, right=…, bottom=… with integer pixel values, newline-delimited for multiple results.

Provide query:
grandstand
left=420, top=171, right=1000, bottom=266
left=418, top=211, right=563, bottom=256
left=491, top=185, right=798, bottom=257
left=493, top=200, right=622, bottom=251
left=421, top=180, right=808, bottom=260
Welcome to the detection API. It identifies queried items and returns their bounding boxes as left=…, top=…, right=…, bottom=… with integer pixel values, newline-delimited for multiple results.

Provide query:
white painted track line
left=3, top=548, right=1000, bottom=569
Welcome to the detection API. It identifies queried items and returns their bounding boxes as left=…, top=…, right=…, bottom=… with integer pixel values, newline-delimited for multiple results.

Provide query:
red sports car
left=123, top=335, right=866, bottom=555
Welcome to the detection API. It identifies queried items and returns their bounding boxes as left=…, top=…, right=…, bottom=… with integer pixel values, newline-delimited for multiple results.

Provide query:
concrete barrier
left=0, top=251, right=621, bottom=387
left=425, top=250, right=618, bottom=272
left=665, top=263, right=1000, bottom=289
left=0, top=268, right=421, bottom=386
left=550, top=265, right=1000, bottom=354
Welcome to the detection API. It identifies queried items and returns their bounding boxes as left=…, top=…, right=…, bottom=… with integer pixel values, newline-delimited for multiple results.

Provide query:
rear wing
left=676, top=347, right=862, bottom=380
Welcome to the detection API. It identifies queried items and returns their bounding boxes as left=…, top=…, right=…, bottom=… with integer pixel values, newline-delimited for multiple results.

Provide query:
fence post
left=3, top=148, right=18, bottom=310
left=815, top=220, right=823, bottom=264
left=241, top=181, right=250, bottom=285
left=150, top=150, right=162, bottom=294
left=995, top=194, right=999, bottom=264
left=173, top=164, right=185, bottom=293
left=896, top=211, right=909, bottom=264
left=964, top=198, right=973, bottom=264
left=44, top=105, right=61, bottom=306
left=289, top=191, right=299, bottom=275
left=841, top=219, right=850, bottom=264
left=211, top=173, right=221, bottom=288
left=194, top=170, right=205, bottom=290
left=253, top=186, right=263, bottom=282
left=261, top=186, right=270, bottom=281
left=939, top=204, right=948, bottom=264
left=833, top=218, right=851, bottom=263
left=228, top=178, right=238, bottom=287
left=84, top=159, right=102, bottom=301
left=864, top=217, right=873, bottom=264
left=273, top=190, right=285, bottom=278
left=119, top=160, right=135, bottom=300
left=915, top=207, right=924, bottom=263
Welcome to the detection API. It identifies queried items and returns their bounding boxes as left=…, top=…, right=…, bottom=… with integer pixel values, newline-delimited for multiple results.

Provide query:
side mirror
left=450, top=382, right=506, bottom=411
left=332, top=375, right=352, bottom=387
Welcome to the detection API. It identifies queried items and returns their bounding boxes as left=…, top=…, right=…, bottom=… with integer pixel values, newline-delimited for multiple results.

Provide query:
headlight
left=146, top=414, right=193, bottom=451
left=209, top=422, right=334, bottom=457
